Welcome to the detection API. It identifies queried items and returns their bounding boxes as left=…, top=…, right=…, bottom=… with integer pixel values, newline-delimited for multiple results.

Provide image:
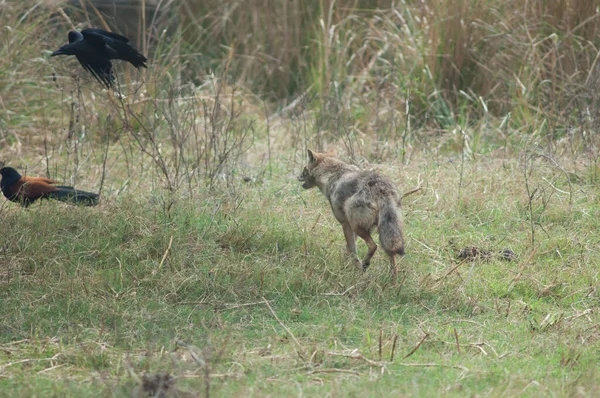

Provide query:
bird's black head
left=68, top=31, right=84, bottom=43
left=51, top=44, right=74, bottom=57
left=0, top=167, right=22, bottom=188
left=51, top=31, right=84, bottom=57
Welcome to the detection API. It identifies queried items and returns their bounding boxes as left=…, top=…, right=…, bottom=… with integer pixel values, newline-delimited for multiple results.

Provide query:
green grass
left=2, top=0, right=600, bottom=396
left=1, top=157, right=599, bottom=397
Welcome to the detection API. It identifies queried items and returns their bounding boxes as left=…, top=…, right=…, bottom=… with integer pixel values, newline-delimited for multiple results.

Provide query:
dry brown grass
left=172, top=0, right=600, bottom=137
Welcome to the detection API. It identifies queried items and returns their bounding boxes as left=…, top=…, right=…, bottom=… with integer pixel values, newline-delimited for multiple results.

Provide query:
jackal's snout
left=298, top=165, right=316, bottom=189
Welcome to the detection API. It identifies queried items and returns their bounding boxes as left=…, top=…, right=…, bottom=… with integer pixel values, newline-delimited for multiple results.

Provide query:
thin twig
left=453, top=328, right=461, bottom=355
left=401, top=185, right=423, bottom=202
left=390, top=335, right=399, bottom=362
left=326, top=350, right=383, bottom=367
left=404, top=332, right=429, bottom=358
left=541, top=177, right=569, bottom=195
left=397, top=272, right=407, bottom=292
left=310, top=213, right=322, bottom=232
left=37, top=364, right=67, bottom=374
left=398, top=362, right=469, bottom=372
left=85, top=0, right=111, bottom=31
left=459, top=261, right=477, bottom=290
left=179, top=373, right=240, bottom=379
left=0, top=339, right=31, bottom=346
left=98, top=135, right=110, bottom=199
left=308, top=368, right=360, bottom=376
left=321, top=284, right=356, bottom=296
left=509, top=246, right=538, bottom=289
left=441, top=262, right=464, bottom=279
left=378, top=329, right=383, bottom=361
left=224, top=301, right=271, bottom=311
left=440, top=319, right=484, bottom=326
left=262, top=297, right=305, bottom=360
left=55, top=8, right=77, bottom=30
left=158, top=235, right=174, bottom=271
left=1, top=357, right=56, bottom=372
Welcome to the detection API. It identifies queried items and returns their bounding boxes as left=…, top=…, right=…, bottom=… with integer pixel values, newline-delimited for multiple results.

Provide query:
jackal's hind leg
left=355, top=229, right=378, bottom=271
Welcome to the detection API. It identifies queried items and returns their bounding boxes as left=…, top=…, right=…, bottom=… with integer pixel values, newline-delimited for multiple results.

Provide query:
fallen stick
left=308, top=368, right=360, bottom=376
left=404, top=332, right=429, bottom=358
left=262, top=297, right=305, bottom=360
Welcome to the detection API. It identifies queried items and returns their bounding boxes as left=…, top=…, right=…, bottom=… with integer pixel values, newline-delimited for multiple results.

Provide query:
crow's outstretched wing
left=81, top=28, right=130, bottom=43
left=81, top=28, right=147, bottom=68
left=75, top=54, right=114, bottom=88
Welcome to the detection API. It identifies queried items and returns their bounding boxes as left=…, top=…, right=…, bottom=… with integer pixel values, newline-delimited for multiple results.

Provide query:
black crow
left=0, top=167, right=100, bottom=207
left=51, top=28, right=147, bottom=88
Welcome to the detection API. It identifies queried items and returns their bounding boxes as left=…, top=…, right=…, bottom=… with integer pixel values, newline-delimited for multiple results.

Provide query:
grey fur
left=298, top=149, right=405, bottom=283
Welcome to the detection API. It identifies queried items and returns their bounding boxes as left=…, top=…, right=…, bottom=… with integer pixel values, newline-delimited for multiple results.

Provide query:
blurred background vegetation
left=178, top=0, right=600, bottom=122
left=1, top=0, right=600, bottom=182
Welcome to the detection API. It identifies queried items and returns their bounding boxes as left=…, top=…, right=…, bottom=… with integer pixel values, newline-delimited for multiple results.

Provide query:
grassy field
left=2, top=154, right=599, bottom=396
left=2, top=0, right=600, bottom=397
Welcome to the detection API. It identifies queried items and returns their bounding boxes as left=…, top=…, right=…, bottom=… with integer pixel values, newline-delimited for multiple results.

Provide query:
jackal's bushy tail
left=378, top=200, right=404, bottom=255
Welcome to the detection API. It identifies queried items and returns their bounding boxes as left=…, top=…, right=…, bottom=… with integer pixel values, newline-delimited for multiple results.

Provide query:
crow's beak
left=51, top=49, right=65, bottom=57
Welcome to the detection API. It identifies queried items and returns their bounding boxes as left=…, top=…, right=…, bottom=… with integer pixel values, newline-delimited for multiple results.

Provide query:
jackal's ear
left=307, top=149, right=317, bottom=163
left=326, top=147, right=338, bottom=157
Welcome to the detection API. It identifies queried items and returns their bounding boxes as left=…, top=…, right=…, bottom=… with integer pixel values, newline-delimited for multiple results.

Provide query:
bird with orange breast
left=0, top=167, right=99, bottom=207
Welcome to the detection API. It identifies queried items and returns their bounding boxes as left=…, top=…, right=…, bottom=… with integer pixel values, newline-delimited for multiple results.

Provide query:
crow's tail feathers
left=129, top=50, right=148, bottom=69
left=115, top=42, right=148, bottom=68
left=53, top=186, right=100, bottom=206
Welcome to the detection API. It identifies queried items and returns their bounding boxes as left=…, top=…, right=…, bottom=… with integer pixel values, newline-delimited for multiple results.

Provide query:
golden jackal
left=298, top=149, right=405, bottom=283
